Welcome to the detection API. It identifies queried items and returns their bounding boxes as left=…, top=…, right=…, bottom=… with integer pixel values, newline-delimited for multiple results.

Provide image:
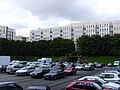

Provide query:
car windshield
left=21, top=66, right=30, bottom=70
left=77, top=64, right=82, bottom=66
left=49, top=70, right=57, bottom=73
left=66, top=67, right=72, bottom=70
left=82, top=77, right=107, bottom=84
left=35, top=68, right=43, bottom=71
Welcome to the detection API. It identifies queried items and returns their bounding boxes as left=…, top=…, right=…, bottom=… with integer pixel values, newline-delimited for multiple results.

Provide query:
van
left=114, top=61, right=120, bottom=66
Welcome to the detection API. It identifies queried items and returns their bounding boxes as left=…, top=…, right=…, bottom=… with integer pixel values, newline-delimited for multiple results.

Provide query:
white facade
left=0, top=26, right=16, bottom=40
left=30, top=20, right=120, bottom=42
left=15, top=35, right=29, bottom=42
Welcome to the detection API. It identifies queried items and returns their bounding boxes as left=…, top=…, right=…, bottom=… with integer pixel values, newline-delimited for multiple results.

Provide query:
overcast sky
left=0, top=0, right=120, bottom=36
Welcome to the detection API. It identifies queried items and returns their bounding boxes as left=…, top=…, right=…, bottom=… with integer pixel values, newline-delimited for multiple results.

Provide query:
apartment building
left=15, top=35, right=29, bottom=42
left=0, top=26, right=16, bottom=40
left=30, top=20, right=120, bottom=42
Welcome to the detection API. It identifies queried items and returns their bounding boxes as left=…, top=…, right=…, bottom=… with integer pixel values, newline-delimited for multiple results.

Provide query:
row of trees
left=77, top=34, right=120, bottom=56
left=1, top=34, right=120, bottom=57
left=0, top=37, right=75, bottom=56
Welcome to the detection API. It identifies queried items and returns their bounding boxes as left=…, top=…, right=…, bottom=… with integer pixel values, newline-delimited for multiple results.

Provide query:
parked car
left=83, top=64, right=95, bottom=71
left=79, top=76, right=120, bottom=90
left=0, top=82, right=23, bottom=90
left=107, top=63, right=112, bottom=67
left=98, top=72, right=120, bottom=82
left=93, top=62, right=103, bottom=68
left=104, top=70, right=120, bottom=74
left=0, top=65, right=8, bottom=73
left=27, top=85, right=51, bottom=90
left=16, top=66, right=36, bottom=76
left=44, top=70, right=64, bottom=80
left=10, top=60, right=20, bottom=65
left=30, top=67, right=50, bottom=78
left=75, top=64, right=84, bottom=70
left=66, top=80, right=109, bottom=90
left=111, top=66, right=120, bottom=72
left=6, top=64, right=25, bottom=74
left=64, top=67, right=77, bottom=75
left=114, top=61, right=120, bottom=66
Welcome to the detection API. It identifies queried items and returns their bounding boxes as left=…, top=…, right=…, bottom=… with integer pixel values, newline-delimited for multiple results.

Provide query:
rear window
left=73, top=82, right=85, bottom=89
left=93, top=83, right=102, bottom=90
left=101, top=74, right=114, bottom=78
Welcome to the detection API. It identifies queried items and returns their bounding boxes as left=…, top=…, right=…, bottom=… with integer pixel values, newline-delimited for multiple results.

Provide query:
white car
left=99, top=72, right=120, bottom=82
left=78, top=76, right=120, bottom=90
left=75, top=64, right=84, bottom=70
left=114, top=61, right=120, bottom=66
left=104, top=70, right=120, bottom=74
left=16, top=66, right=36, bottom=76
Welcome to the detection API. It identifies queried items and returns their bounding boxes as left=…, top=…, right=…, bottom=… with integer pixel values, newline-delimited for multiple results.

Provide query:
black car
left=44, top=70, right=64, bottom=80
left=27, top=85, right=51, bottom=90
left=30, top=67, right=50, bottom=78
left=0, top=65, right=8, bottom=73
left=0, top=82, right=23, bottom=90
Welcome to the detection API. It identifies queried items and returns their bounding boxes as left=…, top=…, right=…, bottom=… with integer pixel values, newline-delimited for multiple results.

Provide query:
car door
left=72, top=68, right=77, bottom=73
left=28, top=67, right=35, bottom=73
left=85, top=83, right=97, bottom=90
left=57, top=71, right=61, bottom=78
left=71, top=82, right=85, bottom=90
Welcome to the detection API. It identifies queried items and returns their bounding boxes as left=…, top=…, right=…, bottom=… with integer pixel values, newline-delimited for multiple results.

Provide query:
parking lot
left=0, top=67, right=111, bottom=90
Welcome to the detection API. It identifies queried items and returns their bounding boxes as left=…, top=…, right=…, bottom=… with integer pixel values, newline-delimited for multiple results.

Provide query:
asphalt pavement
left=0, top=67, right=111, bottom=90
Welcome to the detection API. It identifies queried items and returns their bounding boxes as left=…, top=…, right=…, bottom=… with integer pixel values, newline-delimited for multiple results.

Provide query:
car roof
left=101, top=72, right=119, bottom=75
left=105, top=70, right=120, bottom=73
left=27, top=85, right=49, bottom=90
left=74, top=80, right=94, bottom=83
left=0, top=81, right=15, bottom=85
left=80, top=76, right=100, bottom=79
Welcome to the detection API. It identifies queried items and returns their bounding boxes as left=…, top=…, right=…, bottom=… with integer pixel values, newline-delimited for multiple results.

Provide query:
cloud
left=1, top=0, right=120, bottom=36
left=0, top=0, right=42, bottom=36
left=13, top=0, right=120, bottom=21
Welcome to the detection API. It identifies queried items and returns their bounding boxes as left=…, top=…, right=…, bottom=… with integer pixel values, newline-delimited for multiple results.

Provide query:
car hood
left=16, top=69, right=27, bottom=73
left=75, top=66, right=82, bottom=68
left=45, top=73, right=57, bottom=76
left=103, top=82, right=120, bottom=89
left=31, top=71, right=42, bottom=74
left=64, top=70, right=72, bottom=72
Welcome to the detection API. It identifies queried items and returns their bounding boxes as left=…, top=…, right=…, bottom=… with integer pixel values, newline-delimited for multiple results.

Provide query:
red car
left=64, top=67, right=77, bottom=75
left=66, top=80, right=110, bottom=90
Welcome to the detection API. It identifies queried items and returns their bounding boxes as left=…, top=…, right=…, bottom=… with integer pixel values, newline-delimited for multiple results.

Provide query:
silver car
left=79, top=76, right=120, bottom=90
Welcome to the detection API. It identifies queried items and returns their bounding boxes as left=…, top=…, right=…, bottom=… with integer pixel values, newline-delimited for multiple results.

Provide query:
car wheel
left=54, top=76, right=57, bottom=80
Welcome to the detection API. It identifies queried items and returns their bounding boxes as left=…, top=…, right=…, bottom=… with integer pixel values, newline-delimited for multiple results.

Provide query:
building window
left=71, top=29, right=74, bottom=31
left=50, top=31, right=52, bottom=33
left=60, top=30, right=63, bottom=32
left=71, top=33, right=74, bottom=36
left=60, top=34, right=63, bottom=37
